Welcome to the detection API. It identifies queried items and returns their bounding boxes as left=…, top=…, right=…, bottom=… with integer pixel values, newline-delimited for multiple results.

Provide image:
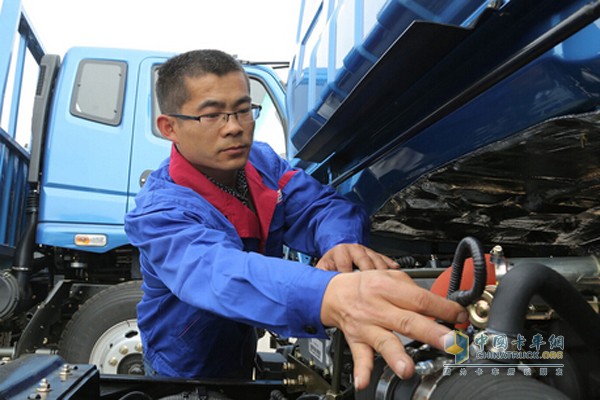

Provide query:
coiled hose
left=446, top=236, right=487, bottom=306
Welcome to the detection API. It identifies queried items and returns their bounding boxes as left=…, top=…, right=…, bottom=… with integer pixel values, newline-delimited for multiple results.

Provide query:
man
left=124, top=49, right=466, bottom=390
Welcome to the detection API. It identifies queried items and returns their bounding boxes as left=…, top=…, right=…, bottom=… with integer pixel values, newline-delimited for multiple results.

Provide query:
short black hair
left=156, top=49, right=246, bottom=114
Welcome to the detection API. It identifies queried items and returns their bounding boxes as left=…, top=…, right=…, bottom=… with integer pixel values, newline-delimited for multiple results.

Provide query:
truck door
left=127, top=57, right=172, bottom=208
left=126, top=61, right=288, bottom=211
left=38, top=49, right=143, bottom=251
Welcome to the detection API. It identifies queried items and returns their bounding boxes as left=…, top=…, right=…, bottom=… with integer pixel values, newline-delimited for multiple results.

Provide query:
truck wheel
left=58, top=280, right=144, bottom=375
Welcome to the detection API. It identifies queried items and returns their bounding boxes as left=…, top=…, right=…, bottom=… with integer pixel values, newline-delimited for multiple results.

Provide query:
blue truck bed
left=0, top=2, right=43, bottom=264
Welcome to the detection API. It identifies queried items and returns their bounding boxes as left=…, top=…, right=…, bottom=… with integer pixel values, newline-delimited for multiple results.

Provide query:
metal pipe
left=0, top=347, right=14, bottom=358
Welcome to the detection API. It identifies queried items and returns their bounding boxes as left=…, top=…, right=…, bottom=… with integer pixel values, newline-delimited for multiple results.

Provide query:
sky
left=4, top=0, right=302, bottom=147
left=20, top=0, right=302, bottom=63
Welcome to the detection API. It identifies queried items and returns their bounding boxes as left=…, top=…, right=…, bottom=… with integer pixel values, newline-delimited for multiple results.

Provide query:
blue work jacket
left=125, top=142, right=368, bottom=379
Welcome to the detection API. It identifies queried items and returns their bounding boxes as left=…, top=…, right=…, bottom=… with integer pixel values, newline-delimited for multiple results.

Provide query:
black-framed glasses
left=169, top=104, right=262, bottom=129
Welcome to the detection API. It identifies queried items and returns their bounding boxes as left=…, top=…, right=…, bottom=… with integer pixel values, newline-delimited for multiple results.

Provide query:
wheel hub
left=89, top=319, right=144, bottom=374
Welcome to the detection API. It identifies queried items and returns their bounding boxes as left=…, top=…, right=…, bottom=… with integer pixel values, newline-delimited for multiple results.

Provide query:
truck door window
left=249, top=78, right=286, bottom=156
left=151, top=66, right=162, bottom=137
left=70, top=60, right=127, bottom=126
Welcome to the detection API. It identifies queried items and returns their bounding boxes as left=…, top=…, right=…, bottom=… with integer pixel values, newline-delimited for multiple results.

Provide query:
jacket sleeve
left=125, top=187, right=338, bottom=339
left=282, top=169, right=370, bottom=256
left=253, top=142, right=370, bottom=256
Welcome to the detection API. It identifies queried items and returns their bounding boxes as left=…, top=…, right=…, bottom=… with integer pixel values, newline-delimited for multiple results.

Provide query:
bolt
left=109, top=357, right=118, bottom=366
left=343, top=362, right=353, bottom=374
left=418, top=344, right=432, bottom=352
left=529, top=304, right=537, bottom=312
left=490, top=245, right=504, bottom=266
left=36, top=378, right=51, bottom=393
left=475, top=300, right=490, bottom=317
left=415, top=360, right=435, bottom=376
left=129, top=365, right=144, bottom=375
left=60, top=364, right=72, bottom=379
left=490, top=245, right=503, bottom=255
left=135, top=342, right=143, bottom=353
left=119, top=345, right=129, bottom=355
left=283, top=362, right=295, bottom=371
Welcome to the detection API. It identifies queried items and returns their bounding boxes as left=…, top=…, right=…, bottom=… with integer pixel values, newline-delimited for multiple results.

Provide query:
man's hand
left=320, top=270, right=467, bottom=391
left=316, top=243, right=399, bottom=272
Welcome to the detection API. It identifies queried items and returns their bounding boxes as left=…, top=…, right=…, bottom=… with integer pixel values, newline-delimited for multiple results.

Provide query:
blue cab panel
left=38, top=48, right=172, bottom=252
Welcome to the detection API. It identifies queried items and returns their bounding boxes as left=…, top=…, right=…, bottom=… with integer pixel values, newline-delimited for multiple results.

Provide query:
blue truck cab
left=37, top=48, right=286, bottom=254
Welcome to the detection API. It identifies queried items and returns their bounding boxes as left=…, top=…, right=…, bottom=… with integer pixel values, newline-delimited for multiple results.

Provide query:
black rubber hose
left=447, top=236, right=487, bottom=306
left=9, top=187, right=39, bottom=315
left=12, top=187, right=39, bottom=272
left=487, top=263, right=600, bottom=353
left=428, top=370, right=569, bottom=400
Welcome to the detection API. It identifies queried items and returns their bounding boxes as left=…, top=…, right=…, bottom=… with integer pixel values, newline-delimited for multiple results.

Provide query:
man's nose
left=221, top=113, right=244, bottom=134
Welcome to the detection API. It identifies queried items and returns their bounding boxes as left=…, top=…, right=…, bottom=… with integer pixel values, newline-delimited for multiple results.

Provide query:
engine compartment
left=371, top=112, right=600, bottom=258
left=283, top=240, right=600, bottom=400
left=2, top=238, right=599, bottom=400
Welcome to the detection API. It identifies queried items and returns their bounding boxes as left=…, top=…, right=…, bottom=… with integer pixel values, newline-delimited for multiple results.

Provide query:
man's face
left=159, top=71, right=254, bottom=183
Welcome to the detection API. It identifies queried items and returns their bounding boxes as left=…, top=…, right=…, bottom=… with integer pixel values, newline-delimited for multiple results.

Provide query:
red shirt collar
left=168, top=145, right=262, bottom=241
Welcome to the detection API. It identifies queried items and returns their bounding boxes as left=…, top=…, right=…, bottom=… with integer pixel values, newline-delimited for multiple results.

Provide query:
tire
left=59, top=280, right=144, bottom=375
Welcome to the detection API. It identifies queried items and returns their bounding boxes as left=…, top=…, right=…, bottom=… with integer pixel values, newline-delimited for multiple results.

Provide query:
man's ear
left=157, top=114, right=178, bottom=142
